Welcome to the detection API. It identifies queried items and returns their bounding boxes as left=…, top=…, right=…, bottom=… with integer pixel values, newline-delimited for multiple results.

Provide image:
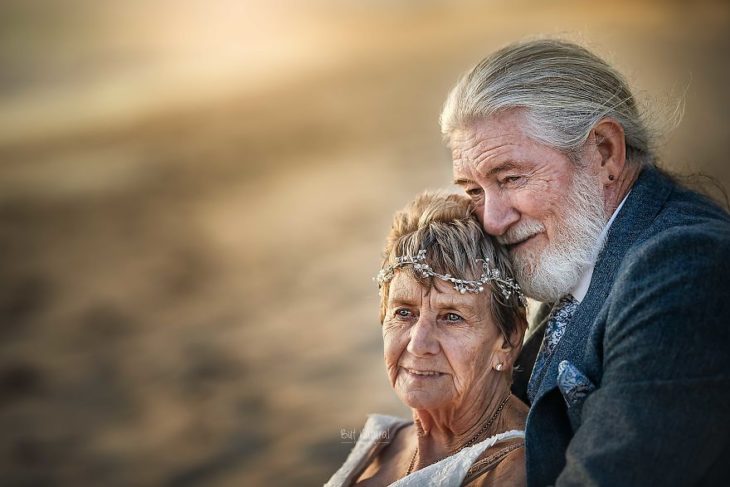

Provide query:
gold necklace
left=404, top=392, right=511, bottom=477
left=405, top=444, right=419, bottom=476
left=460, top=392, right=512, bottom=449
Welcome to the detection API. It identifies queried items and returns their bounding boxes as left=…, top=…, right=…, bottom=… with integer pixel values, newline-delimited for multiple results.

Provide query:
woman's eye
left=445, top=312, right=463, bottom=322
left=395, top=308, right=413, bottom=318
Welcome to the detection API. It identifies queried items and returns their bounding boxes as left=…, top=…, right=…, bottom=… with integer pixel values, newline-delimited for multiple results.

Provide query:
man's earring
left=495, top=363, right=503, bottom=371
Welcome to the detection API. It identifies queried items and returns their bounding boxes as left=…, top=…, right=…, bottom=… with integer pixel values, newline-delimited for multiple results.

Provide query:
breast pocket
left=557, top=360, right=596, bottom=431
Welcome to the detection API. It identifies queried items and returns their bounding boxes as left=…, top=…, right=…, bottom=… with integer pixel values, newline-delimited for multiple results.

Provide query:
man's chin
left=510, top=254, right=564, bottom=302
left=516, top=262, right=583, bottom=302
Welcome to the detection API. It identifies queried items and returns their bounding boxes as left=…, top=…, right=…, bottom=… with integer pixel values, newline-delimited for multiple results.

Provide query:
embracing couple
left=327, top=39, right=730, bottom=486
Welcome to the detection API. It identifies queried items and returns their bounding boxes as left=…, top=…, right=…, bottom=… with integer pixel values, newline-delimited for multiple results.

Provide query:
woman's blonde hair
left=378, top=191, right=526, bottom=347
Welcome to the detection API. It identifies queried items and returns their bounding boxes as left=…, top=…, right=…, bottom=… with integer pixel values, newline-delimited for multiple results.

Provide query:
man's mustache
left=496, top=220, right=546, bottom=246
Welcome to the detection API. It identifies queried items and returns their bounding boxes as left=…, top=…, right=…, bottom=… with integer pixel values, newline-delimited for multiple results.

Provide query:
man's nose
left=406, top=316, right=439, bottom=357
left=480, top=192, right=519, bottom=236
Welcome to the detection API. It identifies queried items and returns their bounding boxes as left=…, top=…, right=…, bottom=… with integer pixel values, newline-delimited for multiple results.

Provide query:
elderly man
left=440, top=39, right=730, bottom=486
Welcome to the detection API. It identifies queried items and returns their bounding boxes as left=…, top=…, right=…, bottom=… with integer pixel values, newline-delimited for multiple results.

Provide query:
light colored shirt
left=570, top=192, right=630, bottom=303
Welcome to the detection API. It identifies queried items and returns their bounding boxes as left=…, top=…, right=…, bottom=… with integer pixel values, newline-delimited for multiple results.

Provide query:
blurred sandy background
left=0, top=0, right=728, bottom=485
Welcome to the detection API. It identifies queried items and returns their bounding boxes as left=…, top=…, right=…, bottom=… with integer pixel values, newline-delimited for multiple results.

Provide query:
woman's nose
left=406, top=316, right=440, bottom=356
left=480, top=191, right=519, bottom=236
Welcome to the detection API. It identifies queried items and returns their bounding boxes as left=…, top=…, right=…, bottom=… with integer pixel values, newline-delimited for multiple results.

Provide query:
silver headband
left=375, top=249, right=526, bottom=304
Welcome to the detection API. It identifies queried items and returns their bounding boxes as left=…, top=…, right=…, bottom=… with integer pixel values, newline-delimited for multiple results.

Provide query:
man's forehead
left=451, top=119, right=528, bottom=176
left=451, top=148, right=473, bottom=177
left=450, top=126, right=505, bottom=157
left=452, top=139, right=522, bottom=183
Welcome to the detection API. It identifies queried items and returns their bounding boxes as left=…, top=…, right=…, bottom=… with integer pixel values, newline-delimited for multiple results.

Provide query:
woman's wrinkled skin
left=355, top=273, right=527, bottom=486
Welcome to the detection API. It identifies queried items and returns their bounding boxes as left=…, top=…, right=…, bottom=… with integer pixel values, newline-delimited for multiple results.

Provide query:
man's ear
left=592, top=117, right=627, bottom=186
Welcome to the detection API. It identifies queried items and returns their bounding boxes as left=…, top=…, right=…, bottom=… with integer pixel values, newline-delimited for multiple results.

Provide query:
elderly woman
left=326, top=191, right=529, bottom=487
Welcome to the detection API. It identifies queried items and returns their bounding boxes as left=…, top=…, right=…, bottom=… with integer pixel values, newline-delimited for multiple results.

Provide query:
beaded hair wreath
left=375, top=249, right=526, bottom=305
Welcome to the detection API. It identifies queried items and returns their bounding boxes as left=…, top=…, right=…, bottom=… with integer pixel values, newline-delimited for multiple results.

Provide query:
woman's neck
left=410, top=385, right=515, bottom=467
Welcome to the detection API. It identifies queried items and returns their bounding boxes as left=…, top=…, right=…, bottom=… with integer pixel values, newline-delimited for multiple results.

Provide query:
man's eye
left=465, top=187, right=483, bottom=198
left=500, top=175, right=524, bottom=186
left=445, top=312, right=463, bottom=322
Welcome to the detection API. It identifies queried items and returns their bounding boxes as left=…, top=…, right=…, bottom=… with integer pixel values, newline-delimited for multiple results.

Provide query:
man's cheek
left=473, top=206, right=485, bottom=225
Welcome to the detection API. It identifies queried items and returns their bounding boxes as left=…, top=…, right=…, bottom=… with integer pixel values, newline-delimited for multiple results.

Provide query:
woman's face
left=382, top=272, right=508, bottom=412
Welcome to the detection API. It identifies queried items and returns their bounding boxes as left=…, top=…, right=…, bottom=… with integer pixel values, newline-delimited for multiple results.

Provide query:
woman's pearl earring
left=495, top=363, right=503, bottom=371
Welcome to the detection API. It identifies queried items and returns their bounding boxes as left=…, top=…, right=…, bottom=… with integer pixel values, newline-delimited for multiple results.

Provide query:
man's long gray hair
left=440, top=38, right=656, bottom=168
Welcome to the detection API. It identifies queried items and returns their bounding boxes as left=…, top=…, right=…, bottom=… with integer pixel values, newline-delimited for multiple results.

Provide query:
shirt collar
left=570, top=191, right=631, bottom=303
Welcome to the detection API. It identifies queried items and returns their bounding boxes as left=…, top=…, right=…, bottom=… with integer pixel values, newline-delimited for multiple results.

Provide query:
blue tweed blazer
left=523, top=166, right=730, bottom=486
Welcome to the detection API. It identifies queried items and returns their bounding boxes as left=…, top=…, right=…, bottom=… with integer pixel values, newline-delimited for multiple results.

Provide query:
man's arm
left=557, top=225, right=730, bottom=486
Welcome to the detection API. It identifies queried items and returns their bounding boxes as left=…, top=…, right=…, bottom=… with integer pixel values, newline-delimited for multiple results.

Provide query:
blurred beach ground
left=0, top=0, right=728, bottom=485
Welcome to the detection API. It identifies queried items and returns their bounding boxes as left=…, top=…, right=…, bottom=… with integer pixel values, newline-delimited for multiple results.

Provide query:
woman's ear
left=494, top=322, right=526, bottom=370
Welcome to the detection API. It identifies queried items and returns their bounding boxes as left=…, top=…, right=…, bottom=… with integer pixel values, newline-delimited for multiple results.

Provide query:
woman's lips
left=403, top=367, right=444, bottom=377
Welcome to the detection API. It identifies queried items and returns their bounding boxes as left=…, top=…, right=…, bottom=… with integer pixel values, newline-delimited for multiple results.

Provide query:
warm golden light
left=0, top=0, right=728, bottom=485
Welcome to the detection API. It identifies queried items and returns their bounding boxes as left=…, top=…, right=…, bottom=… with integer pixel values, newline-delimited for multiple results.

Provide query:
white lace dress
left=325, top=414, right=524, bottom=487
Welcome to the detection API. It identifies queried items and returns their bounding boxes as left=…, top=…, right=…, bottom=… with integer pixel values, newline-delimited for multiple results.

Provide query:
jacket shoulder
left=603, top=208, right=730, bottom=381
left=622, top=179, right=730, bottom=278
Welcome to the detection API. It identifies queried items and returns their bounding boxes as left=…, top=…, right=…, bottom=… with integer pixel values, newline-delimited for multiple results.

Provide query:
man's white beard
left=504, top=167, right=608, bottom=302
